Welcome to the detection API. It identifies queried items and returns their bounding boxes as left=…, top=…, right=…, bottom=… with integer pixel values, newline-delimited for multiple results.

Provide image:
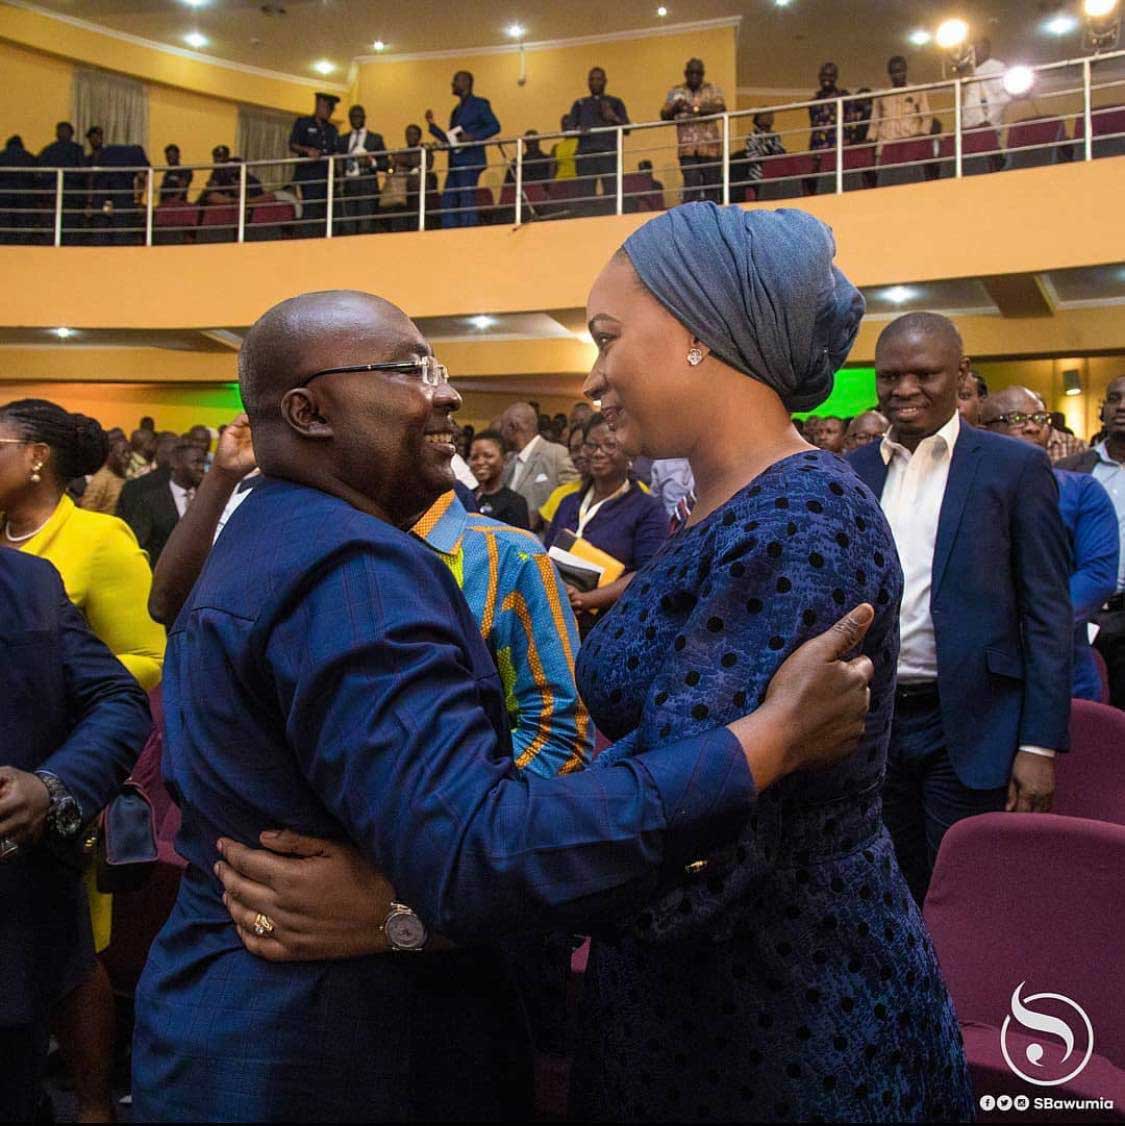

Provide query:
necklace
left=3, top=514, right=52, bottom=543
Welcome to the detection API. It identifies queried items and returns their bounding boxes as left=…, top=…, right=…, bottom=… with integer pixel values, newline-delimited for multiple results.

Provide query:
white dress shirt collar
left=517, top=433, right=542, bottom=464
left=880, top=409, right=961, bottom=467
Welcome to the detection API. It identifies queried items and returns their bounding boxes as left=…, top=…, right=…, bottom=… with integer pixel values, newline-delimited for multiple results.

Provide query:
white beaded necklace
left=3, top=514, right=51, bottom=543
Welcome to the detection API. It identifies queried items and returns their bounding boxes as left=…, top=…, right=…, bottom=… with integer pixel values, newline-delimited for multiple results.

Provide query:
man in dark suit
left=425, top=70, right=500, bottom=228
left=0, top=549, right=149, bottom=1120
left=117, top=438, right=205, bottom=565
left=848, top=311, right=1072, bottom=903
left=337, top=104, right=388, bottom=236
left=84, top=127, right=149, bottom=246
left=38, top=122, right=86, bottom=244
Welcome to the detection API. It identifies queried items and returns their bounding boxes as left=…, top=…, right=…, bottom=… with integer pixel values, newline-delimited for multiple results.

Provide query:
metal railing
left=0, top=48, right=1122, bottom=246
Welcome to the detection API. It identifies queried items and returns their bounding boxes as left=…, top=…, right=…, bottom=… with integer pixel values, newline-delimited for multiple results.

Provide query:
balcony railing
left=0, top=48, right=1122, bottom=246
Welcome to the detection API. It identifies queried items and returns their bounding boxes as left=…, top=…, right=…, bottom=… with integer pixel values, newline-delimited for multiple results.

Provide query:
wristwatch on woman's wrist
left=33, top=771, right=83, bottom=841
left=381, top=901, right=428, bottom=952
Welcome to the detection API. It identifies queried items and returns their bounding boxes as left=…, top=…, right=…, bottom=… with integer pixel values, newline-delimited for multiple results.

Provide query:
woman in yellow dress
left=0, top=398, right=164, bottom=1122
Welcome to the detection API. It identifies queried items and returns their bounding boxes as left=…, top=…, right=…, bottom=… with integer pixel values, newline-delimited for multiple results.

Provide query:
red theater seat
left=1053, top=699, right=1125, bottom=826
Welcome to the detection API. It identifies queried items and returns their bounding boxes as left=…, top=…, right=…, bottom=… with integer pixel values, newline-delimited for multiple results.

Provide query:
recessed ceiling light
left=884, top=286, right=915, bottom=305
left=54, top=327, right=73, bottom=338
left=1002, top=65, right=1035, bottom=96
left=1085, top=0, right=1118, bottom=17
left=908, top=28, right=932, bottom=46
left=469, top=315, right=496, bottom=330
left=180, top=0, right=208, bottom=7
left=775, top=0, right=792, bottom=6
left=184, top=31, right=208, bottom=49
left=506, top=23, right=526, bottom=38
left=936, top=18, right=969, bottom=49
left=313, top=59, right=335, bottom=75
left=656, top=5, right=668, bottom=16
left=371, top=39, right=386, bottom=51
left=1043, top=13, right=1078, bottom=34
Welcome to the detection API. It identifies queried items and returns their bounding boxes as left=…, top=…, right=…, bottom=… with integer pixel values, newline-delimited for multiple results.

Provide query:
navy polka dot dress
left=570, top=450, right=974, bottom=1123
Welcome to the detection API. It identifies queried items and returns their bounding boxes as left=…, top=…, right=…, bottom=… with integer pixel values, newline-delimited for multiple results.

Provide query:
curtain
left=236, top=106, right=296, bottom=190
left=72, top=68, right=149, bottom=150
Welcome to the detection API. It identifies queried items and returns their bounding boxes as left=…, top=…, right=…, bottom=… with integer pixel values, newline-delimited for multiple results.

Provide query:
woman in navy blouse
left=545, top=412, right=667, bottom=629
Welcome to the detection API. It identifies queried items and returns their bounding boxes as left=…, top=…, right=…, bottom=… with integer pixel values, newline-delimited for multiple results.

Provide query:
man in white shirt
left=961, top=38, right=1010, bottom=141
left=499, top=402, right=578, bottom=531
left=848, top=312, right=1072, bottom=903
left=337, top=105, right=388, bottom=236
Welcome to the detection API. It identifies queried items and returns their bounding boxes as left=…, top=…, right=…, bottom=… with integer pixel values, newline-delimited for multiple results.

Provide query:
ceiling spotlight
left=180, top=0, right=208, bottom=7
left=1063, top=369, right=1083, bottom=396
left=469, top=315, right=496, bottom=330
left=656, top=5, right=668, bottom=15
left=506, top=23, right=526, bottom=38
left=184, top=31, right=208, bottom=48
left=1044, top=13, right=1078, bottom=34
left=1083, top=0, right=1120, bottom=49
left=909, top=28, right=932, bottom=45
left=884, top=286, right=915, bottom=305
left=1002, top=65, right=1035, bottom=96
left=1085, top=0, right=1118, bottom=16
left=775, top=0, right=792, bottom=6
left=313, top=59, right=335, bottom=75
left=936, top=17, right=969, bottom=48
left=54, top=327, right=73, bottom=338
left=371, top=39, right=386, bottom=51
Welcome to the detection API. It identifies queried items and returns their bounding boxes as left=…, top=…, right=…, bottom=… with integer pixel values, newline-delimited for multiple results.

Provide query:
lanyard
left=577, top=481, right=630, bottom=538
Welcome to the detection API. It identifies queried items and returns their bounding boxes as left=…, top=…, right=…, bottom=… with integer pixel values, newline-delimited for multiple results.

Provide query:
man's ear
left=280, top=388, right=333, bottom=439
left=958, top=356, right=972, bottom=381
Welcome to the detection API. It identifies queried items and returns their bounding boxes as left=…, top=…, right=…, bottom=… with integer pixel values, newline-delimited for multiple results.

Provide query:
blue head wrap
left=622, top=202, right=865, bottom=412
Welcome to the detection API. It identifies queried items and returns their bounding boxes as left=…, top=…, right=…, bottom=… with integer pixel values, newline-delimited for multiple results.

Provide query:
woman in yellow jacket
left=1, top=398, right=164, bottom=1122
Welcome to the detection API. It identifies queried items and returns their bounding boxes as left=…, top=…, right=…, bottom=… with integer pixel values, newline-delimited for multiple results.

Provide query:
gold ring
left=253, top=912, right=276, bottom=937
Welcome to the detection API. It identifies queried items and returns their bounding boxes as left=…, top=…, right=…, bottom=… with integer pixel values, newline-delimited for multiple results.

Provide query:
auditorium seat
left=247, top=193, right=295, bottom=242
left=1006, top=116, right=1067, bottom=169
left=756, top=152, right=816, bottom=200
left=1092, top=647, right=1112, bottom=705
left=924, top=813, right=1125, bottom=1118
left=474, top=185, right=496, bottom=224
left=816, top=145, right=877, bottom=192
left=153, top=201, right=199, bottom=245
left=877, top=137, right=935, bottom=186
left=1073, top=104, right=1125, bottom=159
left=196, top=202, right=238, bottom=243
left=621, top=172, right=663, bottom=212
left=1053, top=699, right=1125, bottom=826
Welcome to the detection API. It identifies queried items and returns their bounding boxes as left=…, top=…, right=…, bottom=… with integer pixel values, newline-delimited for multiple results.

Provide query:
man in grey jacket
left=499, top=402, right=578, bottom=530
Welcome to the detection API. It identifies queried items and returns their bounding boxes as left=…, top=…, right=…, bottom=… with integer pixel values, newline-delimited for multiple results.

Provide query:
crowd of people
left=0, top=36, right=1044, bottom=244
left=3, top=199, right=1124, bottom=1123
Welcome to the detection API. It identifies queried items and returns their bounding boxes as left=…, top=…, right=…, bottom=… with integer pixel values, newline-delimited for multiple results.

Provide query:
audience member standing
left=158, top=143, right=193, bottom=203
left=957, top=368, right=988, bottom=426
left=1059, top=375, right=1125, bottom=706
left=982, top=387, right=1118, bottom=702
left=844, top=409, right=889, bottom=452
left=661, top=58, right=726, bottom=203
left=961, top=38, right=1011, bottom=129
left=741, top=111, right=785, bottom=200
left=849, top=313, right=1072, bottom=904
left=808, top=62, right=848, bottom=150
left=869, top=56, right=932, bottom=150
left=85, top=131, right=149, bottom=246
left=38, top=122, right=86, bottom=241
left=426, top=71, right=500, bottom=228
left=289, top=92, right=340, bottom=235
left=545, top=414, right=666, bottom=629
left=126, top=427, right=157, bottom=477
left=469, top=430, right=530, bottom=528
left=1047, top=413, right=1087, bottom=463
left=550, top=115, right=579, bottom=182
left=499, top=401, right=578, bottom=530
left=118, top=438, right=206, bottom=565
left=566, top=67, right=630, bottom=214
left=338, top=104, right=388, bottom=236
left=0, top=135, right=39, bottom=245
left=79, top=429, right=130, bottom=514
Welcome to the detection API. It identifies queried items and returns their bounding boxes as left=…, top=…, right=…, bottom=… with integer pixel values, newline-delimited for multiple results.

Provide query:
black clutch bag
left=95, top=781, right=158, bottom=894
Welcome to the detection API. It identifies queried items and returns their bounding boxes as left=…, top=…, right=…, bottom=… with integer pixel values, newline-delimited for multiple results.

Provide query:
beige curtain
left=236, top=106, right=296, bottom=190
left=72, top=68, right=149, bottom=149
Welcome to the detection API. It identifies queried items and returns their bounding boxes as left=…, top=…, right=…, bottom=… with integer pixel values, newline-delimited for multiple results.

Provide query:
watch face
left=53, top=800, right=83, bottom=838
left=386, top=910, right=427, bottom=951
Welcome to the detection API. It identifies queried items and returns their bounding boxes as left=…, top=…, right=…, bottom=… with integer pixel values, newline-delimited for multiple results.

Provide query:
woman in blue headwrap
left=566, top=202, right=972, bottom=1122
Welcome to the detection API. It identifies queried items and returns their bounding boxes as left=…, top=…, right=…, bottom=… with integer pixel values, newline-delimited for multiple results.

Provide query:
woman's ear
left=280, top=389, right=333, bottom=439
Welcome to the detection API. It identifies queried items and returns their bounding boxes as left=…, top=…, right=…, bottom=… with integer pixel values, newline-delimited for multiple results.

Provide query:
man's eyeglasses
left=986, top=411, right=1052, bottom=428
left=296, top=356, right=449, bottom=389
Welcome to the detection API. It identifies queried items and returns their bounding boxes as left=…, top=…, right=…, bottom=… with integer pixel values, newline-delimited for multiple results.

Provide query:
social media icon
left=980, top=1095, right=996, bottom=1111
left=1000, top=982, right=1094, bottom=1087
left=997, top=1095, right=1013, bottom=1111
left=1015, top=1095, right=1030, bottom=1111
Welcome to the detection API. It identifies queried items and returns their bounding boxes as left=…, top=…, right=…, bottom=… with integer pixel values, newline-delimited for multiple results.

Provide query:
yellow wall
left=0, top=39, right=71, bottom=146
left=354, top=25, right=738, bottom=191
left=148, top=85, right=238, bottom=170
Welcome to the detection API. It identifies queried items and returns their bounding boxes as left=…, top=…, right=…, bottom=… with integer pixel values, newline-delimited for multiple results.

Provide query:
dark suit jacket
left=848, top=425, right=1073, bottom=788
left=117, top=468, right=179, bottom=566
left=0, top=550, right=149, bottom=1024
left=338, top=129, right=390, bottom=175
left=429, top=94, right=501, bottom=169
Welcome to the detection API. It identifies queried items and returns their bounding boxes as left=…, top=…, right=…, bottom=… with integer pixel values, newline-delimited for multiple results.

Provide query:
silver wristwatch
left=34, top=771, right=84, bottom=841
left=381, top=901, right=428, bottom=952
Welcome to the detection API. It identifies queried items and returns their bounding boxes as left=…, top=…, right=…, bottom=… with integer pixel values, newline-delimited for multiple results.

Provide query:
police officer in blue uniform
left=288, top=92, right=340, bottom=236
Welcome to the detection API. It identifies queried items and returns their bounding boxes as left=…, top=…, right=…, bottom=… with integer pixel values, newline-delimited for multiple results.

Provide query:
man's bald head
left=499, top=401, right=540, bottom=450
left=844, top=409, right=889, bottom=451
left=239, top=291, right=422, bottom=429
left=876, top=311, right=963, bottom=362
left=980, top=385, right=1051, bottom=450
left=980, top=385, right=1043, bottom=424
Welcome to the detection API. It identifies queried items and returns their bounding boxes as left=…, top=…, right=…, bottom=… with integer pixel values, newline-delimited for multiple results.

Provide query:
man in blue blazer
left=0, top=549, right=150, bottom=1119
left=425, top=70, right=500, bottom=228
left=848, top=312, right=1072, bottom=903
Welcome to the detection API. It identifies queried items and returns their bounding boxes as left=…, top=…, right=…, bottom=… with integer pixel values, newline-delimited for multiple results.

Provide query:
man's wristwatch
left=381, top=901, right=428, bottom=952
left=33, top=771, right=84, bottom=841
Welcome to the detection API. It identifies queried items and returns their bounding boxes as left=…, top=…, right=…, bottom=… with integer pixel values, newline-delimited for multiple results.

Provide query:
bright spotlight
left=184, top=31, right=208, bottom=49
left=371, top=40, right=386, bottom=52
left=936, top=17, right=969, bottom=48
left=313, top=59, right=335, bottom=75
left=1085, top=0, right=1118, bottom=17
left=1044, top=14, right=1078, bottom=34
left=909, top=29, right=933, bottom=45
left=1084, top=0, right=1120, bottom=49
left=1003, top=65, right=1035, bottom=96
left=884, top=286, right=915, bottom=305
left=656, top=6, right=668, bottom=16
left=54, top=327, right=73, bottom=338
left=506, top=23, right=526, bottom=38
left=469, top=315, right=496, bottom=330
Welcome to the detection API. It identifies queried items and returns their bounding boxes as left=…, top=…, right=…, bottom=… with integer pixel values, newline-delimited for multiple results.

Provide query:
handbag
left=95, top=780, right=158, bottom=893
left=379, top=170, right=407, bottom=210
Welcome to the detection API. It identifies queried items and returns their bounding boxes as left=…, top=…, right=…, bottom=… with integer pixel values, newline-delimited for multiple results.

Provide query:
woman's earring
left=687, top=346, right=704, bottom=367
left=30, top=464, right=42, bottom=484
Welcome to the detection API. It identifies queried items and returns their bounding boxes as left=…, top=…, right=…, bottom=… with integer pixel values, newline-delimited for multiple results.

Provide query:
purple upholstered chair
left=924, top=813, right=1125, bottom=1121
left=1054, top=699, right=1125, bottom=827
